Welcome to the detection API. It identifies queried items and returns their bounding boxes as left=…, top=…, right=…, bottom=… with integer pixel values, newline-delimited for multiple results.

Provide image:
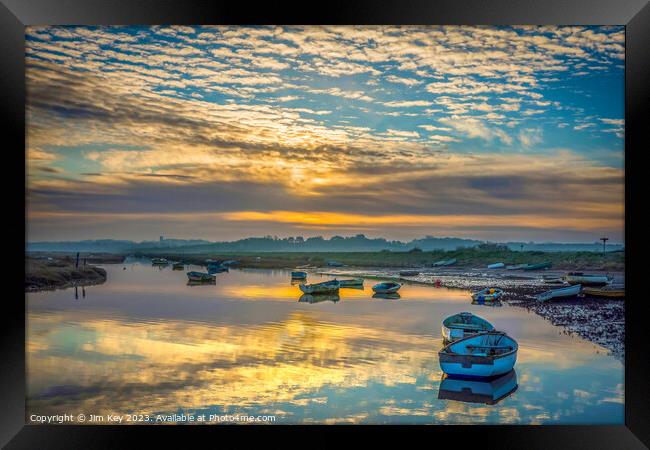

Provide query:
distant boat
left=565, top=272, right=610, bottom=286
left=372, top=281, right=401, bottom=294
left=207, top=263, right=228, bottom=274
left=151, top=258, right=169, bottom=265
left=432, top=258, right=457, bottom=267
left=222, top=260, right=239, bottom=266
left=471, top=288, right=503, bottom=303
left=291, top=271, right=307, bottom=279
left=487, top=263, right=505, bottom=269
left=186, top=271, right=216, bottom=282
left=299, top=280, right=340, bottom=294
left=442, top=312, right=494, bottom=343
left=541, top=275, right=565, bottom=284
left=399, top=270, right=420, bottom=277
left=299, top=293, right=340, bottom=303
left=439, top=331, right=518, bottom=378
left=536, top=284, right=582, bottom=302
left=505, top=263, right=528, bottom=270
left=172, top=262, right=184, bottom=270
left=326, top=261, right=345, bottom=267
left=336, top=278, right=364, bottom=287
left=372, top=292, right=401, bottom=300
left=438, top=370, right=518, bottom=405
left=582, top=286, right=625, bottom=298
left=523, top=262, right=552, bottom=271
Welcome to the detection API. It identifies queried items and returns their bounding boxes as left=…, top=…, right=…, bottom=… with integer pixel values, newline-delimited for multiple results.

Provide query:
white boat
left=487, top=263, right=505, bottom=269
left=439, top=331, right=518, bottom=378
left=442, top=312, right=494, bottom=342
left=536, top=284, right=582, bottom=302
left=438, top=369, right=518, bottom=405
left=565, top=272, right=610, bottom=286
left=299, top=280, right=340, bottom=294
left=471, top=288, right=503, bottom=303
left=372, top=281, right=401, bottom=294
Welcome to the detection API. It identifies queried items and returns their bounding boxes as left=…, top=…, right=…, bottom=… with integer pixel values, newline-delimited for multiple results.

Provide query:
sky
left=25, top=25, right=625, bottom=243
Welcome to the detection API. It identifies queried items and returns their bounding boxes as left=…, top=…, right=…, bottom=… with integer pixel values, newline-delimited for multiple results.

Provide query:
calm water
left=26, top=262, right=624, bottom=424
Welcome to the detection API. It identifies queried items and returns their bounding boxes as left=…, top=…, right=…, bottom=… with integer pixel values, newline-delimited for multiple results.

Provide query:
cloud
left=518, top=128, right=543, bottom=147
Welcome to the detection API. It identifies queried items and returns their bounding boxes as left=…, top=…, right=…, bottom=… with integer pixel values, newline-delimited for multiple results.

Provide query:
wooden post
left=600, top=237, right=609, bottom=254
left=75, top=252, right=80, bottom=268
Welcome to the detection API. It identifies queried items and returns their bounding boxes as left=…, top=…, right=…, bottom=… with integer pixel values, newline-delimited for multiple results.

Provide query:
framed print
left=2, top=0, right=649, bottom=447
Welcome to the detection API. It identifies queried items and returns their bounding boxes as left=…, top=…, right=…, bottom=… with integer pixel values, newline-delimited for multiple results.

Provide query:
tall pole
left=600, top=237, right=609, bottom=254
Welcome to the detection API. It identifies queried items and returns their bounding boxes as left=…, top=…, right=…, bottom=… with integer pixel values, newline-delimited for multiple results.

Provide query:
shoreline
left=26, top=256, right=109, bottom=292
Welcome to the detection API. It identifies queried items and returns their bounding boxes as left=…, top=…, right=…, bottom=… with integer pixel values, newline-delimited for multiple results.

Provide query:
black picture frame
left=2, top=0, right=648, bottom=447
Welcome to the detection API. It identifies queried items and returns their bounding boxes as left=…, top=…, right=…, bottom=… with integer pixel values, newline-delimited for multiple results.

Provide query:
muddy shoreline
left=25, top=256, right=109, bottom=292
left=320, top=267, right=625, bottom=361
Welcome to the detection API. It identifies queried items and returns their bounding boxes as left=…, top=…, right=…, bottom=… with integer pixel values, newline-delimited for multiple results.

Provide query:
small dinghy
left=438, top=369, right=518, bottom=405
left=151, top=258, right=169, bottom=265
left=336, top=278, right=364, bottom=288
left=582, top=286, right=625, bottom=298
left=541, top=275, right=565, bottom=284
left=523, top=262, right=552, bottom=271
left=505, top=263, right=528, bottom=270
left=372, top=281, right=401, bottom=294
left=399, top=270, right=420, bottom=277
left=471, top=288, right=503, bottom=303
left=372, top=292, right=401, bottom=300
left=299, top=280, right=340, bottom=294
left=442, top=312, right=494, bottom=343
left=439, top=331, right=518, bottom=379
left=172, top=262, right=184, bottom=270
left=207, top=263, right=228, bottom=274
left=432, top=258, right=457, bottom=267
left=187, top=271, right=216, bottom=282
left=291, top=271, right=307, bottom=279
left=536, top=284, right=581, bottom=302
left=299, top=293, right=340, bottom=304
left=565, top=272, right=610, bottom=286
left=487, top=263, right=505, bottom=269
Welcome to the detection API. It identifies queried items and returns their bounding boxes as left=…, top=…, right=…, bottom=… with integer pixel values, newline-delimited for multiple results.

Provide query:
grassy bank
left=26, top=256, right=108, bottom=291
left=135, top=247, right=624, bottom=271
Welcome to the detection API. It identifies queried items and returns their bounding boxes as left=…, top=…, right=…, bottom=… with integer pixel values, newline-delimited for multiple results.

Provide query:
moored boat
left=541, top=275, right=565, bottom=284
left=565, top=272, right=610, bottom=286
left=442, top=312, right=494, bottom=343
left=581, top=286, right=625, bottom=298
left=439, top=331, right=518, bottom=378
left=207, top=263, right=228, bottom=274
left=399, top=270, right=420, bottom=277
left=151, top=258, right=169, bottom=265
left=433, top=258, right=457, bottom=267
left=523, top=262, right=552, bottom=271
left=471, top=287, right=503, bottom=303
left=505, top=263, right=528, bottom=270
left=336, top=278, right=364, bottom=287
left=291, top=271, right=307, bottom=279
left=487, top=263, right=505, bottom=269
left=299, top=280, right=340, bottom=294
left=536, top=284, right=581, bottom=302
left=438, top=369, right=518, bottom=405
left=372, top=281, right=401, bottom=294
left=172, top=262, right=184, bottom=270
left=186, top=271, right=216, bottom=282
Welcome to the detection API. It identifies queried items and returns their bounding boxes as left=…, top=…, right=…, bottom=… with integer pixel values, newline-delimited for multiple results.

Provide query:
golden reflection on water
left=26, top=265, right=624, bottom=424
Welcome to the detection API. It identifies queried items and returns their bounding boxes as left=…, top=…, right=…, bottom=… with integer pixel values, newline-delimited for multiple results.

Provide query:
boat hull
left=536, top=284, right=581, bottom=302
left=338, top=278, right=363, bottom=287
left=582, top=287, right=625, bottom=298
left=299, top=281, right=340, bottom=294
left=439, top=332, right=518, bottom=379
left=291, top=271, right=307, bottom=279
left=442, top=313, right=494, bottom=343
left=471, top=288, right=503, bottom=303
left=372, top=283, right=401, bottom=294
left=565, top=275, right=609, bottom=286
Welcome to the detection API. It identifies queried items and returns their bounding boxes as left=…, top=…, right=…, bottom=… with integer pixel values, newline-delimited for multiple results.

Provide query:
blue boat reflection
left=437, top=369, right=518, bottom=405
left=372, top=292, right=401, bottom=300
left=298, top=293, right=340, bottom=304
